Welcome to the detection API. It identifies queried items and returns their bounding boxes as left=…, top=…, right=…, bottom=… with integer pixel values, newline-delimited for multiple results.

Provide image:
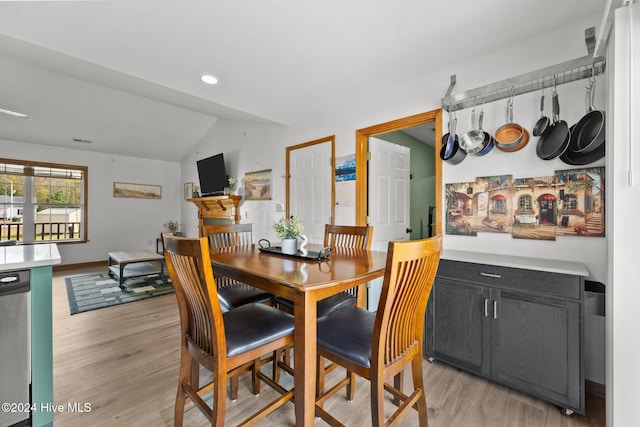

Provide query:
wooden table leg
left=294, top=290, right=317, bottom=427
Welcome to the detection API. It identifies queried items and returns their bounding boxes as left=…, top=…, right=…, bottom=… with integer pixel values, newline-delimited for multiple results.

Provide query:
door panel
left=368, top=137, right=410, bottom=251
left=289, top=141, right=332, bottom=244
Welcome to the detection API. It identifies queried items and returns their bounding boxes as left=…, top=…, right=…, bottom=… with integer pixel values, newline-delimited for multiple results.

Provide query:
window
left=564, top=194, right=578, bottom=210
left=0, top=158, right=87, bottom=244
left=518, top=195, right=532, bottom=212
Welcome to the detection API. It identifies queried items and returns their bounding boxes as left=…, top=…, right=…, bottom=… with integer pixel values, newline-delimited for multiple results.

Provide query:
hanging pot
left=561, top=125, right=605, bottom=165
left=475, top=107, right=494, bottom=156
left=568, top=76, right=605, bottom=153
left=460, top=105, right=485, bottom=154
left=536, top=86, right=570, bottom=160
left=440, top=136, right=467, bottom=165
left=494, top=95, right=528, bottom=152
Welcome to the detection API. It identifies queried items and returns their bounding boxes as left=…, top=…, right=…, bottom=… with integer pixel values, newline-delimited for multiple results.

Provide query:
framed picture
left=113, top=182, right=162, bottom=199
left=184, top=182, right=193, bottom=200
left=244, top=169, right=272, bottom=200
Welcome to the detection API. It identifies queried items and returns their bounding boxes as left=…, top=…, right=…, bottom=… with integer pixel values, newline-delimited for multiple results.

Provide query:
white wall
left=1, top=138, right=181, bottom=264
left=609, top=5, right=640, bottom=426
left=180, top=15, right=607, bottom=284
left=179, top=119, right=288, bottom=242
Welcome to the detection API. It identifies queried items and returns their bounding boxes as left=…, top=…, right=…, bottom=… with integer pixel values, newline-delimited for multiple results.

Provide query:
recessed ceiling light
left=200, top=74, right=219, bottom=85
left=0, top=107, right=32, bottom=120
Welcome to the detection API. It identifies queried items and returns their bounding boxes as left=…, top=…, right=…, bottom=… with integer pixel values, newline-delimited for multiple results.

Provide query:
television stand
left=187, top=195, right=242, bottom=236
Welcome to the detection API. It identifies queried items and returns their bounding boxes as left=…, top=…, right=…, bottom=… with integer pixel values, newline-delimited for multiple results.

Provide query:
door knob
left=406, top=228, right=413, bottom=233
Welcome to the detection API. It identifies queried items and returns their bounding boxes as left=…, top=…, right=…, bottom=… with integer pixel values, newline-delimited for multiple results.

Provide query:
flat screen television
left=196, top=153, right=228, bottom=196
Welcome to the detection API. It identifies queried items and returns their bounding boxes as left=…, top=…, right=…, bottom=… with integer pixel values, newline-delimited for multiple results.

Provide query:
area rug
left=65, top=272, right=173, bottom=315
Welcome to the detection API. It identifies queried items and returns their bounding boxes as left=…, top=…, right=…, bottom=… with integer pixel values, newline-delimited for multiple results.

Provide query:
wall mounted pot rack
left=442, top=27, right=606, bottom=113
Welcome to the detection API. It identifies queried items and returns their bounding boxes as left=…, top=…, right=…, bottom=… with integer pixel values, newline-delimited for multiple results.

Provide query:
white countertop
left=441, top=249, right=590, bottom=277
left=0, top=243, right=61, bottom=272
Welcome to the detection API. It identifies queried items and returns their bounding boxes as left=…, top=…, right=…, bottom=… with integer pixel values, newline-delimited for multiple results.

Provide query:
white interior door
left=289, top=141, right=332, bottom=244
left=367, top=136, right=411, bottom=310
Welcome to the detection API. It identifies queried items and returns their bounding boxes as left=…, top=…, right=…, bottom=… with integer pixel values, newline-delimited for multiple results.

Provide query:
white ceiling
left=0, top=1, right=604, bottom=161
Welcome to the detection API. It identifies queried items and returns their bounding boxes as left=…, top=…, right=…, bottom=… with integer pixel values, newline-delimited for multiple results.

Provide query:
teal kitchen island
left=0, top=243, right=61, bottom=427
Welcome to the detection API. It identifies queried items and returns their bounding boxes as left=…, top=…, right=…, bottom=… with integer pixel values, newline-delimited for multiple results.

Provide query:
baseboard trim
left=53, top=260, right=106, bottom=272
left=586, top=380, right=606, bottom=399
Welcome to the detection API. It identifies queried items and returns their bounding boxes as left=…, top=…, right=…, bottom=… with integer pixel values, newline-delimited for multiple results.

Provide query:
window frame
left=0, top=158, right=88, bottom=245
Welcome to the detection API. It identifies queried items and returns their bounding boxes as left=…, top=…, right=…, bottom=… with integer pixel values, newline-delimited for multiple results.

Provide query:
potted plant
left=273, top=216, right=303, bottom=255
left=574, top=224, right=589, bottom=236
left=167, top=219, right=182, bottom=236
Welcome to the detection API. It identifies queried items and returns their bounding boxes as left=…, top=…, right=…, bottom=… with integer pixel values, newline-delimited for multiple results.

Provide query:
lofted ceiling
left=0, top=1, right=604, bottom=161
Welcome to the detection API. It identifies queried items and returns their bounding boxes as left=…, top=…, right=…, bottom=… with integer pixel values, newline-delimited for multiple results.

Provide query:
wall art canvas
left=554, top=167, right=605, bottom=237
left=512, top=176, right=558, bottom=241
left=473, top=175, right=514, bottom=234
left=113, top=182, right=162, bottom=199
left=244, top=169, right=272, bottom=200
left=445, top=182, right=478, bottom=236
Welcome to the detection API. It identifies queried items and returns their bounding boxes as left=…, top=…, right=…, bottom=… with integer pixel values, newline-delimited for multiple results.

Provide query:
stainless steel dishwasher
left=0, top=269, right=31, bottom=427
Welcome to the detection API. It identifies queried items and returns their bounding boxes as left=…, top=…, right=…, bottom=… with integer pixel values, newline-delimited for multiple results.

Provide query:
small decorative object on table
left=227, top=177, right=237, bottom=195
left=167, top=219, right=182, bottom=236
left=192, top=185, right=200, bottom=198
left=273, top=216, right=303, bottom=255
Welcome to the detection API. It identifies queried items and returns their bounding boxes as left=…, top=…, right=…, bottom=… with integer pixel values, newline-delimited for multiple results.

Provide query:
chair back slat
left=373, top=236, right=442, bottom=367
left=203, top=223, right=253, bottom=249
left=163, top=234, right=226, bottom=360
left=324, top=224, right=372, bottom=250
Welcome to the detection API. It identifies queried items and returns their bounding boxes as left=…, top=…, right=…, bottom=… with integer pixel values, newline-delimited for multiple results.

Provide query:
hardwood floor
left=52, top=267, right=605, bottom=426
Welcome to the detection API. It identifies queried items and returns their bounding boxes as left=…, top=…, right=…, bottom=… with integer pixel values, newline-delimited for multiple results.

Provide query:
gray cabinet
left=426, top=258, right=584, bottom=415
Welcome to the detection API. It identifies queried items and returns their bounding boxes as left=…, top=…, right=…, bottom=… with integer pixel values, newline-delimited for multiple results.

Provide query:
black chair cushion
left=316, top=306, right=375, bottom=368
left=217, top=282, right=273, bottom=312
left=274, top=291, right=357, bottom=317
left=223, top=303, right=294, bottom=357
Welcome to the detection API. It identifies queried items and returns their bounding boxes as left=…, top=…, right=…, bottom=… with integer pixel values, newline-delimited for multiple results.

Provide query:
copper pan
left=494, top=95, right=528, bottom=152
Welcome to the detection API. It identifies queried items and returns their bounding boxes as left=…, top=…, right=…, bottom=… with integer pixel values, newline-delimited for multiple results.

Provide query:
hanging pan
left=440, top=110, right=467, bottom=165
left=536, top=78, right=570, bottom=160
left=532, top=85, right=550, bottom=137
left=475, top=102, right=494, bottom=156
left=561, top=125, right=605, bottom=165
left=568, top=72, right=605, bottom=154
left=460, top=101, right=485, bottom=154
left=494, top=92, right=528, bottom=152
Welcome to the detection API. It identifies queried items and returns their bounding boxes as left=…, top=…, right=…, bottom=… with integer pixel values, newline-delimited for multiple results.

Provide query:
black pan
left=536, top=90, right=570, bottom=160
left=560, top=139, right=605, bottom=165
left=532, top=93, right=550, bottom=137
left=569, top=80, right=605, bottom=153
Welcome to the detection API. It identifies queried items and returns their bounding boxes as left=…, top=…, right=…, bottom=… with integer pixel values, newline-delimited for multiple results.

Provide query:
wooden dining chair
left=202, top=223, right=277, bottom=400
left=314, top=235, right=442, bottom=427
left=274, top=224, right=373, bottom=316
left=273, top=224, right=372, bottom=392
left=202, top=223, right=274, bottom=311
left=162, top=234, right=295, bottom=427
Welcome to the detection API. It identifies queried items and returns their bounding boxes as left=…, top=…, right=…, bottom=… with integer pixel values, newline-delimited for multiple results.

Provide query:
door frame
left=285, top=135, right=336, bottom=221
left=355, top=109, right=443, bottom=236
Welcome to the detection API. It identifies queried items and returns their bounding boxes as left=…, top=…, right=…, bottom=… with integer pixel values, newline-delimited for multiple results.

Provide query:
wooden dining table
left=209, top=244, right=388, bottom=427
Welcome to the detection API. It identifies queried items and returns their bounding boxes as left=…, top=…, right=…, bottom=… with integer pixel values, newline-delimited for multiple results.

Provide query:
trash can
left=584, top=280, right=605, bottom=386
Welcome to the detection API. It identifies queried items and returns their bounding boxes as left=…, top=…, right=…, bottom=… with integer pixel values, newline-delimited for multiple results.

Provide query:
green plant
left=167, top=219, right=180, bottom=234
left=273, top=216, right=303, bottom=239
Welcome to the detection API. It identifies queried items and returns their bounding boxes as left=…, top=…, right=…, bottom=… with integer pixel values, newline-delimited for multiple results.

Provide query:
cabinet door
left=491, top=289, right=582, bottom=412
left=430, top=278, right=490, bottom=375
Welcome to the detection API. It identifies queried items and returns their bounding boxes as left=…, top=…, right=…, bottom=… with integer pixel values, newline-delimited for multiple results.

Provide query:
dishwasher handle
left=0, top=270, right=30, bottom=296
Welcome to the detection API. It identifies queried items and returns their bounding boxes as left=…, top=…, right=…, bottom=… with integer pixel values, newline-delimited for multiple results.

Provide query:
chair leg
left=347, top=371, right=357, bottom=401
left=370, top=375, right=385, bottom=427
left=174, top=349, right=192, bottom=427
left=317, top=355, right=326, bottom=397
left=252, top=358, right=261, bottom=395
left=212, top=367, right=227, bottom=427
left=411, top=356, right=429, bottom=427
left=392, top=371, right=404, bottom=406
left=230, top=375, right=239, bottom=401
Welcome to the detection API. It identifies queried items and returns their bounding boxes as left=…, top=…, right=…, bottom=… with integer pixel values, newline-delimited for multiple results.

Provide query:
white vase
left=281, top=238, right=298, bottom=255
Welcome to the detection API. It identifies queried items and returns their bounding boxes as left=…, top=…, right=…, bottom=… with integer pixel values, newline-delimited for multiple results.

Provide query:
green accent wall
left=30, top=265, right=54, bottom=427
left=375, top=130, right=436, bottom=240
